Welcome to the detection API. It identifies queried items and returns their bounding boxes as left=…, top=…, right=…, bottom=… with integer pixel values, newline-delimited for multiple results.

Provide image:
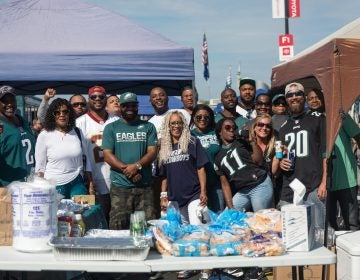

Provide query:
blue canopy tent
left=137, top=96, right=183, bottom=116
left=0, top=0, right=194, bottom=96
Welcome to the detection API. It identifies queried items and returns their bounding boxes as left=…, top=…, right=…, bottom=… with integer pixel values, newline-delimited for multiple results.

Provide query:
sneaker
left=199, top=271, right=209, bottom=280
left=177, top=270, right=199, bottom=279
left=244, top=267, right=267, bottom=280
left=223, top=268, right=244, bottom=278
left=149, top=271, right=164, bottom=280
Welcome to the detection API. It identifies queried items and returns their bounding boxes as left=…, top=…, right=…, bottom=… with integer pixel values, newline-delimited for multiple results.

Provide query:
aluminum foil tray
left=48, top=236, right=150, bottom=261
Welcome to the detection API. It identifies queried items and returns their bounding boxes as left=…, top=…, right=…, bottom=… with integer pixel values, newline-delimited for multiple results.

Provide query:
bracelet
left=160, top=192, right=168, bottom=199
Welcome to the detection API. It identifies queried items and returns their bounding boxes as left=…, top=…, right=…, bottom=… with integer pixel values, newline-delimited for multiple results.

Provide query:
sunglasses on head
left=195, top=115, right=210, bottom=122
left=89, top=94, right=106, bottom=101
left=285, top=91, right=304, bottom=99
left=71, top=102, right=86, bottom=108
left=223, top=124, right=237, bottom=131
left=256, top=122, right=272, bottom=129
left=53, top=109, right=69, bottom=117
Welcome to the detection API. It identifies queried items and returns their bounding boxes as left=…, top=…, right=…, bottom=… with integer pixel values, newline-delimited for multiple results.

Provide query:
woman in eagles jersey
left=190, top=104, right=224, bottom=213
left=35, top=98, right=94, bottom=198
left=0, top=85, right=36, bottom=187
left=214, top=117, right=273, bottom=211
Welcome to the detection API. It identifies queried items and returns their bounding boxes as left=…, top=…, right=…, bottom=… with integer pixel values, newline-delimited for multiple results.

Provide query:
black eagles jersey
left=279, top=111, right=326, bottom=203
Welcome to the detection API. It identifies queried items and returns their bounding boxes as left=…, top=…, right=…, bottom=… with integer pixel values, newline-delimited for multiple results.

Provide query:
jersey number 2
left=21, top=139, right=34, bottom=165
left=285, top=130, right=309, bottom=157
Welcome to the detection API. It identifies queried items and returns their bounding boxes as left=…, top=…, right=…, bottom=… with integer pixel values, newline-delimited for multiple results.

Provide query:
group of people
left=0, top=78, right=359, bottom=279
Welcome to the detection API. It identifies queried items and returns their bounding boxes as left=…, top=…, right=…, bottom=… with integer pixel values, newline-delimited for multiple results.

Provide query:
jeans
left=278, top=187, right=326, bottom=229
left=232, top=175, right=273, bottom=212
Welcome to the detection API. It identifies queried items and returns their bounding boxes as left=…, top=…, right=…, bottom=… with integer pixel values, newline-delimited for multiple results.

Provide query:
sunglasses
left=71, top=102, right=86, bottom=108
left=195, top=115, right=210, bottom=122
left=89, top=94, right=106, bottom=101
left=223, top=125, right=237, bottom=131
left=285, top=91, right=304, bottom=99
left=273, top=102, right=286, bottom=107
left=256, top=122, right=272, bottom=129
left=169, top=121, right=184, bottom=127
left=53, top=109, right=69, bottom=117
left=256, top=101, right=271, bottom=107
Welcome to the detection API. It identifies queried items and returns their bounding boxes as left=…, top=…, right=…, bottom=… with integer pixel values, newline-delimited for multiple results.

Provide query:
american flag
left=225, top=66, right=232, bottom=88
left=202, top=33, right=209, bottom=81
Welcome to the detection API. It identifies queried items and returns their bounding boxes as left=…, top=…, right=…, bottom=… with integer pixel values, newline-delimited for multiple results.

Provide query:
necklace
left=56, top=128, right=68, bottom=140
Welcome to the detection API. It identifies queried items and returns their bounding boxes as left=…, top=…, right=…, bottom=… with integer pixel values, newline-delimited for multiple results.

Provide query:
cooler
left=336, top=231, right=360, bottom=280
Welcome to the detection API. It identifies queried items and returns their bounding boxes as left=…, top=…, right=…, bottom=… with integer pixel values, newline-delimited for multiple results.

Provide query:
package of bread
left=181, top=229, right=210, bottom=243
left=246, top=208, right=282, bottom=234
left=172, top=239, right=209, bottom=257
left=152, top=226, right=173, bottom=255
left=242, top=234, right=285, bottom=257
left=209, top=230, right=243, bottom=256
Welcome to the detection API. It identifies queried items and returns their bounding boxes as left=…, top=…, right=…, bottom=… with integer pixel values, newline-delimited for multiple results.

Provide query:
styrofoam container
left=336, top=231, right=360, bottom=280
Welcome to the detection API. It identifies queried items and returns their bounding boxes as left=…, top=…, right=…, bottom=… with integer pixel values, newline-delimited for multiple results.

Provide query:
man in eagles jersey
left=276, top=82, right=327, bottom=229
left=103, top=92, right=157, bottom=230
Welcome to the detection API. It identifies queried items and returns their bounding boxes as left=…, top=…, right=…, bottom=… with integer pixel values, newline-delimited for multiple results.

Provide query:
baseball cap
left=272, top=94, right=285, bottom=103
left=119, top=92, right=138, bottom=104
left=255, top=88, right=268, bottom=97
left=0, top=85, right=16, bottom=100
left=239, top=78, right=256, bottom=88
left=285, top=82, right=304, bottom=94
left=88, top=85, right=106, bottom=96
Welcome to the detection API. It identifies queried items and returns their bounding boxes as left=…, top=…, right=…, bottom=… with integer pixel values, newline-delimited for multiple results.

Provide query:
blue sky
left=88, top=0, right=360, bottom=101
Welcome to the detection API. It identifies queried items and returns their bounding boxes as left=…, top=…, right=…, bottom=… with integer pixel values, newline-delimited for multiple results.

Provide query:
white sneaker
left=149, top=271, right=163, bottom=280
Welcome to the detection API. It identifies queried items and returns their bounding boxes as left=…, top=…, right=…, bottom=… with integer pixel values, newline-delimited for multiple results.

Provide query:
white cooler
left=336, top=231, right=360, bottom=280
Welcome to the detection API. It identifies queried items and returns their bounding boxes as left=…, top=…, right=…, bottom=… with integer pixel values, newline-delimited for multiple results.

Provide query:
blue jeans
left=278, top=187, right=326, bottom=229
left=232, top=175, right=273, bottom=212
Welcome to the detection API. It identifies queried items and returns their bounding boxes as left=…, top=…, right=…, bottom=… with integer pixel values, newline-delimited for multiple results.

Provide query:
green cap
left=119, top=92, right=138, bottom=104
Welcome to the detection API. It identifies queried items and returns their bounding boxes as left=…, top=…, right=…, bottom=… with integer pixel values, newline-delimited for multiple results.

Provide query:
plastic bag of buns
left=246, top=208, right=282, bottom=234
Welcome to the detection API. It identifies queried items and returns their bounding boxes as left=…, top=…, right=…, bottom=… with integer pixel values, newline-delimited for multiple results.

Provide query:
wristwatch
left=135, top=162, right=142, bottom=170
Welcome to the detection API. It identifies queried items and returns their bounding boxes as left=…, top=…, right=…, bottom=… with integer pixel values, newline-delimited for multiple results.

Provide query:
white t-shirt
left=76, top=113, right=117, bottom=194
left=35, top=129, right=91, bottom=185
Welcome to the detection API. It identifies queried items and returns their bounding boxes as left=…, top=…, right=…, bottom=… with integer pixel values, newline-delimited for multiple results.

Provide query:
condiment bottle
left=58, top=211, right=74, bottom=237
left=70, top=214, right=85, bottom=237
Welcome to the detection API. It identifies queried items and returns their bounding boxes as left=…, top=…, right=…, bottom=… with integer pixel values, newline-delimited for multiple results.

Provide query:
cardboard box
left=73, top=194, right=95, bottom=205
left=0, top=188, right=13, bottom=246
left=281, top=203, right=315, bottom=251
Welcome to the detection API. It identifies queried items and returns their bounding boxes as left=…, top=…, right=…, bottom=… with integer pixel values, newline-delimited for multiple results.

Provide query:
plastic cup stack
left=130, top=211, right=146, bottom=247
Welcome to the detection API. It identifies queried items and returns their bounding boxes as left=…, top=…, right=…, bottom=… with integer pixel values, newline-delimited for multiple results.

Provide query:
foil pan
left=48, top=236, right=150, bottom=261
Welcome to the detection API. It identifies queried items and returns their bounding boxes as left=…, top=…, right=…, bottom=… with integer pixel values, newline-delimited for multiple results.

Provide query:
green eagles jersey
left=0, top=116, right=35, bottom=186
left=102, top=118, right=157, bottom=188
